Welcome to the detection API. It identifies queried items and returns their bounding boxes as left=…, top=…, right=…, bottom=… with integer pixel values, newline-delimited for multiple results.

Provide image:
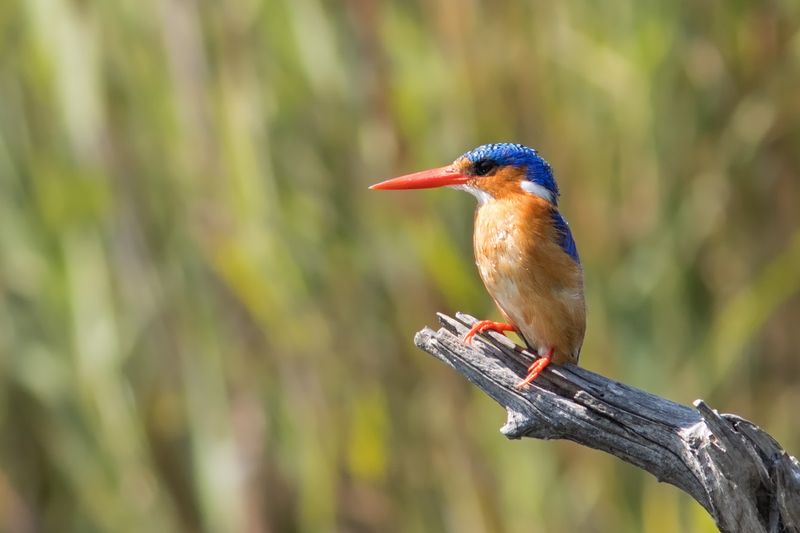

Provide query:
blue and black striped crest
left=460, top=143, right=560, bottom=203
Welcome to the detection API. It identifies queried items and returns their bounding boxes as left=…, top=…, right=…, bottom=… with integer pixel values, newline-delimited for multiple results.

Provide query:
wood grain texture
left=415, top=312, right=800, bottom=533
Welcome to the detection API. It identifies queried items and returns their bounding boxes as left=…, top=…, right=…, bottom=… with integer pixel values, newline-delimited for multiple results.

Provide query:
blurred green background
left=1, top=0, right=800, bottom=531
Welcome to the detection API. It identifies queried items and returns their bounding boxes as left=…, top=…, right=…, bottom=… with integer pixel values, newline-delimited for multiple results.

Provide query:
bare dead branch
left=415, top=312, right=800, bottom=533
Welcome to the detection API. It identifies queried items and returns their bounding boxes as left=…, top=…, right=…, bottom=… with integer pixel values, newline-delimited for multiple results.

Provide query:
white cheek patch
left=453, top=184, right=493, bottom=205
left=520, top=181, right=554, bottom=203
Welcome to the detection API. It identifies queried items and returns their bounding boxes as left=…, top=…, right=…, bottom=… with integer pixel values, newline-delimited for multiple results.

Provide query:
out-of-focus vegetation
left=1, top=0, right=799, bottom=531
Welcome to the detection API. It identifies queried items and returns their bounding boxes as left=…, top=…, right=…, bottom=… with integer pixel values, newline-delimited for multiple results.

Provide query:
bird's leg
left=464, top=320, right=516, bottom=344
left=515, top=347, right=554, bottom=389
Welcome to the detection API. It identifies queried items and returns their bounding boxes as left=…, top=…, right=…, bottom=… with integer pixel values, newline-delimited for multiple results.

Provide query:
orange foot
left=464, top=320, right=516, bottom=345
left=515, top=347, right=554, bottom=389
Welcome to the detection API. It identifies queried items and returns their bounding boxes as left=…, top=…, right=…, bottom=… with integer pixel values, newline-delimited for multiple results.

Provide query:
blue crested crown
left=460, top=143, right=559, bottom=202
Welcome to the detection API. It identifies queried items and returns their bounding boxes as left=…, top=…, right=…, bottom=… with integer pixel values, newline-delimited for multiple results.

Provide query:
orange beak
left=369, top=164, right=469, bottom=190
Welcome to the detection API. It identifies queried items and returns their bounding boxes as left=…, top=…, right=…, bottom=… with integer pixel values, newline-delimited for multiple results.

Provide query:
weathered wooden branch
left=415, top=312, right=800, bottom=533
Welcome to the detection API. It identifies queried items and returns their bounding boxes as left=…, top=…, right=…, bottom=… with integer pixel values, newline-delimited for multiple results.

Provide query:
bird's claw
left=463, top=320, right=516, bottom=345
left=515, top=348, right=554, bottom=389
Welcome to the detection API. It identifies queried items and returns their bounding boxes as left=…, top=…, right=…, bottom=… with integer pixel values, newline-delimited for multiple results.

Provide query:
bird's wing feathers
left=550, top=211, right=580, bottom=264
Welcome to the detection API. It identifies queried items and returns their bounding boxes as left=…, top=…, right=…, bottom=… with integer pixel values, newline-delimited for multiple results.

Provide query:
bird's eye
left=473, top=158, right=498, bottom=176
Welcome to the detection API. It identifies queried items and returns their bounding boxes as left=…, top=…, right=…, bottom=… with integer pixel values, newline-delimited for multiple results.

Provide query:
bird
left=370, top=143, right=585, bottom=387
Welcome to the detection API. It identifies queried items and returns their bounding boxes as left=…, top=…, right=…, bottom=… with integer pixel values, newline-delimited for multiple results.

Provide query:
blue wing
left=551, top=211, right=580, bottom=264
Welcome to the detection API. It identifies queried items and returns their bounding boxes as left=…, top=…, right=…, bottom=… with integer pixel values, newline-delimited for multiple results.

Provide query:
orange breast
left=473, top=196, right=586, bottom=363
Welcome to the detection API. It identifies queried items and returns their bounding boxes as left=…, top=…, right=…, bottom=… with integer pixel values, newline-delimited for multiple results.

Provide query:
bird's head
left=370, top=143, right=559, bottom=205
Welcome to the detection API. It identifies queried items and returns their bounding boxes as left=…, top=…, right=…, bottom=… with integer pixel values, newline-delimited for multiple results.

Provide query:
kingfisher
left=370, top=143, right=585, bottom=387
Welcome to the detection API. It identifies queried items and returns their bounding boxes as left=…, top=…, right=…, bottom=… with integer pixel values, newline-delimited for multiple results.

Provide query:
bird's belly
left=474, top=205, right=585, bottom=363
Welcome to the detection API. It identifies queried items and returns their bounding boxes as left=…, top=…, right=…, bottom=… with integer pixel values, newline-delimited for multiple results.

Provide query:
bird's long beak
left=369, top=164, right=468, bottom=190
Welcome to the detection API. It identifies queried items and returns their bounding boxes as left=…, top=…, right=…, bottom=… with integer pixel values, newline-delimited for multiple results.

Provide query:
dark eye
left=473, top=158, right=498, bottom=176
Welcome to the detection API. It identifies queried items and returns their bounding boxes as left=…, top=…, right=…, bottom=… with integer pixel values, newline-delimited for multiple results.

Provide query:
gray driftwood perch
left=416, top=312, right=800, bottom=533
